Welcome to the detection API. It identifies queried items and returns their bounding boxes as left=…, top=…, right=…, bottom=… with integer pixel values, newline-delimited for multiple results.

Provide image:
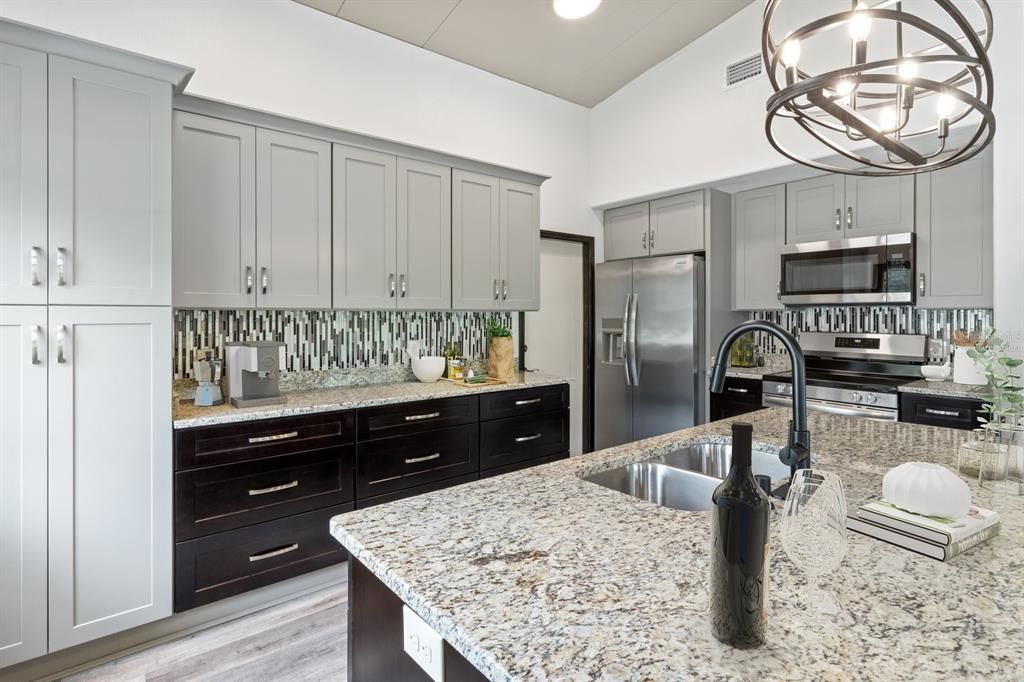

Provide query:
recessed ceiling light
left=553, top=0, right=601, bottom=20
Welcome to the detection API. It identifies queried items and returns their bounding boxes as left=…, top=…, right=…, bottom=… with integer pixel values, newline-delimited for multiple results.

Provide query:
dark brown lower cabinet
left=349, top=557, right=487, bottom=682
left=899, top=392, right=985, bottom=430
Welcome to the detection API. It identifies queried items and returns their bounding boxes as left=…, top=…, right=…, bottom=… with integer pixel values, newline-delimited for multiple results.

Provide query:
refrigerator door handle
left=628, top=293, right=640, bottom=385
left=621, top=294, right=632, bottom=386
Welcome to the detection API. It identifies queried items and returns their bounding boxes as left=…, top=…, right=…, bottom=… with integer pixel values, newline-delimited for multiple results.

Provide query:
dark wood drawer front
left=479, top=452, right=569, bottom=479
left=175, top=446, right=355, bottom=541
left=356, top=424, right=479, bottom=498
left=174, top=504, right=350, bottom=612
left=357, top=396, right=477, bottom=441
left=710, top=397, right=766, bottom=422
left=718, top=377, right=762, bottom=406
left=175, top=411, right=355, bottom=470
left=479, top=384, right=569, bottom=421
left=355, top=473, right=478, bottom=510
left=480, top=410, right=569, bottom=471
left=900, top=393, right=984, bottom=430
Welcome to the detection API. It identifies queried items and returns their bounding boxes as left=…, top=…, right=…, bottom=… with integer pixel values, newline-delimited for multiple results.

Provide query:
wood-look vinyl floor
left=63, top=584, right=348, bottom=682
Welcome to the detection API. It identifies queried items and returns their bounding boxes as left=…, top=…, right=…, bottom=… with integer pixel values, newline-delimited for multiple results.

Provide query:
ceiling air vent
left=725, top=54, right=762, bottom=89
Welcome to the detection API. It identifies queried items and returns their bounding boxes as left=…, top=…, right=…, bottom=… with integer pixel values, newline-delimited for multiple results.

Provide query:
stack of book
left=847, top=501, right=1001, bottom=561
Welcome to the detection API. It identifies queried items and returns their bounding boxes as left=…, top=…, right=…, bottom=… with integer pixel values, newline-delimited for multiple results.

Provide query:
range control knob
left=850, top=392, right=863, bottom=403
left=864, top=393, right=878, bottom=404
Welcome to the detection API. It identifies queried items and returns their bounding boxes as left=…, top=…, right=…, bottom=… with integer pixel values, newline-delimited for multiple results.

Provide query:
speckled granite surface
left=173, top=372, right=568, bottom=429
left=725, top=353, right=790, bottom=379
left=331, top=408, right=1024, bottom=681
left=900, top=378, right=992, bottom=400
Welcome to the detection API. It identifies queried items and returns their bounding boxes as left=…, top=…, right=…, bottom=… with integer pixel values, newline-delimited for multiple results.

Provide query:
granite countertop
left=173, top=372, right=569, bottom=429
left=899, top=378, right=992, bottom=400
left=725, top=353, right=791, bottom=380
left=331, top=408, right=1024, bottom=681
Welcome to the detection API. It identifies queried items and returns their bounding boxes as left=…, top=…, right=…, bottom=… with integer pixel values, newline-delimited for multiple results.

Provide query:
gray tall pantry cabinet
left=732, top=184, right=786, bottom=311
left=0, top=23, right=188, bottom=669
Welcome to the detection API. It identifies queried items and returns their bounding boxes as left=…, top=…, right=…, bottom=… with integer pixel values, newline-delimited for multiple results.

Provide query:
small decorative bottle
left=708, top=421, right=771, bottom=647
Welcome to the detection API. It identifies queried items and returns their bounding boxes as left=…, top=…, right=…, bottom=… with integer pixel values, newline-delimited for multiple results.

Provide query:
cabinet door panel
left=733, top=185, right=785, bottom=310
left=48, top=306, right=172, bottom=650
left=172, top=112, right=256, bottom=308
left=333, top=145, right=397, bottom=309
left=604, top=203, right=649, bottom=261
left=257, top=129, right=331, bottom=309
left=452, top=170, right=500, bottom=311
left=397, top=158, right=451, bottom=310
left=0, top=306, right=47, bottom=667
left=48, top=57, right=171, bottom=305
left=785, top=174, right=844, bottom=243
left=0, top=45, right=47, bottom=306
left=846, top=175, right=914, bottom=236
left=650, top=191, right=704, bottom=255
left=916, top=153, right=992, bottom=308
left=499, top=178, right=540, bottom=310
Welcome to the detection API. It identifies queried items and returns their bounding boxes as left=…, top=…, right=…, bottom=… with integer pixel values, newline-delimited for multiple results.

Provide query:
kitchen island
left=330, top=407, right=1023, bottom=680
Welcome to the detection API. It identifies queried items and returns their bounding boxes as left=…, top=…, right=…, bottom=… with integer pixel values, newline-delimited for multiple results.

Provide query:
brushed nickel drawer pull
left=249, top=480, right=299, bottom=496
left=405, top=453, right=441, bottom=464
left=515, top=433, right=543, bottom=443
left=248, top=431, right=299, bottom=444
left=249, top=543, right=299, bottom=562
left=514, top=397, right=542, bottom=406
left=726, top=387, right=749, bottom=394
left=924, top=408, right=960, bottom=417
left=404, top=411, right=440, bottom=421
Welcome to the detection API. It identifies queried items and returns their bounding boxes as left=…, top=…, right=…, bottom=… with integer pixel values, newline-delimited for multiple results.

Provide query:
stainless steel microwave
left=779, top=233, right=915, bottom=305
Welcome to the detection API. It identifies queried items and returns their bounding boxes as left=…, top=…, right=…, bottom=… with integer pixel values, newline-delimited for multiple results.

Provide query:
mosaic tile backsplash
left=174, top=309, right=513, bottom=380
left=749, top=306, right=993, bottom=356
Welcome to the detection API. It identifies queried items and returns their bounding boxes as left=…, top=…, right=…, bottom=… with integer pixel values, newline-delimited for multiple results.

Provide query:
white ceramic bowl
left=882, top=462, right=971, bottom=519
left=411, top=356, right=446, bottom=383
left=920, top=364, right=951, bottom=382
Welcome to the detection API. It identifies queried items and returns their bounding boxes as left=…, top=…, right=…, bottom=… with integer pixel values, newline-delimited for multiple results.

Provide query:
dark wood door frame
left=518, top=230, right=595, bottom=454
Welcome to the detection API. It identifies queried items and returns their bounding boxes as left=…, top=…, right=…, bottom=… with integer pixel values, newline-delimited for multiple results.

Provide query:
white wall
left=590, top=0, right=1024, bottom=356
left=0, top=0, right=600, bottom=241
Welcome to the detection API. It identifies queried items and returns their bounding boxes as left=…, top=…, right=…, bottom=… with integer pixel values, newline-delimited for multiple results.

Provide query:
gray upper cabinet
left=733, top=185, right=785, bottom=311
left=604, top=202, right=650, bottom=261
left=397, top=158, right=451, bottom=310
left=172, top=112, right=257, bottom=309
left=48, top=56, right=171, bottom=306
left=333, top=144, right=397, bottom=309
left=916, top=152, right=992, bottom=309
left=499, top=178, right=540, bottom=310
left=0, top=44, right=47, bottom=306
left=650, top=191, right=704, bottom=255
left=452, top=170, right=501, bottom=311
left=845, top=175, right=914, bottom=237
left=256, top=129, right=332, bottom=309
left=785, top=174, right=845, bottom=243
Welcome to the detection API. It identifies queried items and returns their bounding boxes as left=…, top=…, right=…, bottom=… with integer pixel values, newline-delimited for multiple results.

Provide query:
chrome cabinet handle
left=514, top=433, right=543, bottom=443
left=405, top=411, right=440, bottom=421
left=847, top=206, right=853, bottom=229
left=776, top=281, right=782, bottom=301
left=514, top=397, right=542, bottom=406
left=924, top=408, right=960, bottom=417
left=834, top=208, right=841, bottom=230
left=31, top=326, right=41, bottom=365
left=405, top=452, right=441, bottom=464
left=650, top=228, right=655, bottom=250
left=249, top=543, right=299, bottom=562
left=642, top=231, right=647, bottom=250
left=245, top=266, right=253, bottom=294
left=248, top=431, right=299, bottom=444
left=918, top=273, right=927, bottom=296
left=400, top=274, right=407, bottom=297
left=493, top=279, right=499, bottom=300
left=261, top=267, right=269, bottom=295
left=726, top=387, right=749, bottom=394
left=56, top=325, right=67, bottom=364
left=389, top=273, right=396, bottom=298
left=249, top=480, right=298, bottom=496
left=56, top=247, right=67, bottom=286
left=30, top=246, right=43, bottom=286
left=622, top=294, right=632, bottom=387
left=501, top=279, right=508, bottom=300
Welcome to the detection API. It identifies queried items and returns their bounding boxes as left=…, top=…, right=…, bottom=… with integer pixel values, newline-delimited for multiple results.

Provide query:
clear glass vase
left=961, top=415, right=1024, bottom=492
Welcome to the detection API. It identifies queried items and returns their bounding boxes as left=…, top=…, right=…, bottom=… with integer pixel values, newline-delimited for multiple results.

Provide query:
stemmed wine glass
left=779, top=469, right=848, bottom=615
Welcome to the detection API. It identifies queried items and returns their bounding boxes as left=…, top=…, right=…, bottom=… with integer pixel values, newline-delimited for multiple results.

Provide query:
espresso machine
left=192, top=349, right=224, bottom=407
left=225, top=341, right=287, bottom=408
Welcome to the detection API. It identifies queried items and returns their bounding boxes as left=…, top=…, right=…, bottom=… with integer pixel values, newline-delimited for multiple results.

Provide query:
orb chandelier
left=762, top=0, right=994, bottom=176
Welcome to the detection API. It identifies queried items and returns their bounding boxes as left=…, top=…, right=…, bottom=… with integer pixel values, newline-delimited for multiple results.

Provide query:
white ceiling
left=293, top=0, right=751, bottom=107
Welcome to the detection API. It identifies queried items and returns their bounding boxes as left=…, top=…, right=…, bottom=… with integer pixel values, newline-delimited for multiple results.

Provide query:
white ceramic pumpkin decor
left=882, top=462, right=971, bottom=519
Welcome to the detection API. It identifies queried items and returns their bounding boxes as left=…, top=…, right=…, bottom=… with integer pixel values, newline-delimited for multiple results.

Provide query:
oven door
left=779, top=234, right=914, bottom=305
left=763, top=394, right=898, bottom=421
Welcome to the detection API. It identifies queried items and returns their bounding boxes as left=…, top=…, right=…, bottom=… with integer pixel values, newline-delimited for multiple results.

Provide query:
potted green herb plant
left=486, top=320, right=515, bottom=382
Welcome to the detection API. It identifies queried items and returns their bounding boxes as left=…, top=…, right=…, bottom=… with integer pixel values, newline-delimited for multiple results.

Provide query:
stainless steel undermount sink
left=583, top=441, right=790, bottom=512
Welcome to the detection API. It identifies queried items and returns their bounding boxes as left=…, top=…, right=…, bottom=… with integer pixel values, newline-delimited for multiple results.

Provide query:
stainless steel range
left=762, top=332, right=928, bottom=422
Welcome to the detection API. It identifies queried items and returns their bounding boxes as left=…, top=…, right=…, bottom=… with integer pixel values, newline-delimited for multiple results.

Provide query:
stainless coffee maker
left=192, top=349, right=224, bottom=407
left=225, top=341, right=287, bottom=408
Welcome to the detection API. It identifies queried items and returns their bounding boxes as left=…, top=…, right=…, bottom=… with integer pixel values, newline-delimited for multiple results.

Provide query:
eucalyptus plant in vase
left=961, top=328, right=1024, bottom=491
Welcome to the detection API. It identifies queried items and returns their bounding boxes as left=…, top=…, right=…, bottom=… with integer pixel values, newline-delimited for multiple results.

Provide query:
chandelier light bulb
left=879, top=107, right=897, bottom=132
left=849, top=2, right=872, bottom=42
left=898, top=59, right=918, bottom=81
left=835, top=78, right=854, bottom=97
left=780, top=39, right=801, bottom=68
left=936, top=94, right=956, bottom=119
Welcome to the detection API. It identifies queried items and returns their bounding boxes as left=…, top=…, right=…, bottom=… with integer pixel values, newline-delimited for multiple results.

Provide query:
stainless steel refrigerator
left=595, top=254, right=705, bottom=450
